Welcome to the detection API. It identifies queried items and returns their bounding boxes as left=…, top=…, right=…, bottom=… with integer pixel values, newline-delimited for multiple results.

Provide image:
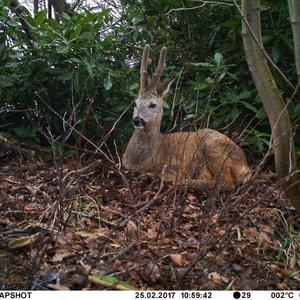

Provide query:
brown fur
left=123, top=46, right=251, bottom=190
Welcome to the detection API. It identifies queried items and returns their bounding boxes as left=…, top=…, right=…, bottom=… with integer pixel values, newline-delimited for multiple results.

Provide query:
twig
left=107, top=241, right=136, bottom=264
left=166, top=0, right=234, bottom=15
left=178, top=192, right=269, bottom=282
left=63, top=159, right=102, bottom=182
left=3, top=178, right=22, bottom=185
left=71, top=210, right=117, bottom=227
left=116, top=183, right=173, bottom=228
left=36, top=93, right=115, bottom=165
left=107, top=263, right=145, bottom=277
left=166, top=4, right=206, bottom=15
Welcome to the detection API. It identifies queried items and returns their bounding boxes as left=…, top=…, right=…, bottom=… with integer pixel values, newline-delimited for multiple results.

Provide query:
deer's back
left=165, top=128, right=246, bottom=161
left=162, top=128, right=250, bottom=183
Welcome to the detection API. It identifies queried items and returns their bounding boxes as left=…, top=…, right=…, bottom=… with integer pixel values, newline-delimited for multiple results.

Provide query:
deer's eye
left=149, top=103, right=157, bottom=108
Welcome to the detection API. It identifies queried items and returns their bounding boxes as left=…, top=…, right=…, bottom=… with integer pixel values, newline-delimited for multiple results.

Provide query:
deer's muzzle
left=133, top=116, right=146, bottom=128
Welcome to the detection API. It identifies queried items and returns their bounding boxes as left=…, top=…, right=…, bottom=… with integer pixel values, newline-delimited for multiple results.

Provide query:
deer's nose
left=133, top=117, right=145, bottom=127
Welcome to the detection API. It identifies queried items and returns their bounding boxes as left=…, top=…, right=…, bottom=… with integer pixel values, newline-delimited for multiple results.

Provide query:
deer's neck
left=123, top=128, right=165, bottom=172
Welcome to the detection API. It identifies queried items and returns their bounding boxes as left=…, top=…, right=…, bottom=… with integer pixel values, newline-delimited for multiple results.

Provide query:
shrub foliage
left=0, top=0, right=299, bottom=159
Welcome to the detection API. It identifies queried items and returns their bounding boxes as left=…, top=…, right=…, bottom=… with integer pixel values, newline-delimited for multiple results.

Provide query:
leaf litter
left=0, top=159, right=299, bottom=290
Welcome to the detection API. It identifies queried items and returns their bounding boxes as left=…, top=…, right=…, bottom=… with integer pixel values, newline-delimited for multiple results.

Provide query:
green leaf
left=256, top=108, right=266, bottom=119
left=3, top=0, right=12, bottom=5
left=214, top=52, right=223, bottom=64
left=190, top=62, right=214, bottom=68
left=4, top=61, right=20, bottom=68
left=272, top=47, right=280, bottom=63
left=230, top=108, right=240, bottom=120
left=7, top=19, right=19, bottom=27
left=103, top=116, right=116, bottom=121
left=205, top=77, right=214, bottom=84
left=62, top=13, right=72, bottom=21
left=193, top=81, right=210, bottom=91
left=70, top=25, right=82, bottom=40
left=79, top=32, right=92, bottom=40
left=279, top=34, right=293, bottom=50
left=56, top=45, right=69, bottom=54
left=240, top=101, right=258, bottom=113
left=14, top=127, right=38, bottom=138
left=88, top=275, right=136, bottom=290
left=24, top=15, right=35, bottom=27
left=218, top=72, right=226, bottom=82
left=36, top=10, right=47, bottom=26
left=238, top=91, right=251, bottom=99
left=163, top=101, right=170, bottom=109
left=129, top=83, right=139, bottom=90
left=8, top=233, right=39, bottom=249
left=84, top=61, right=93, bottom=76
left=184, top=114, right=195, bottom=120
left=97, top=8, right=112, bottom=18
left=70, top=57, right=81, bottom=63
left=0, top=75, right=13, bottom=87
left=104, top=75, right=112, bottom=91
left=57, top=72, right=73, bottom=81
left=14, top=128, right=26, bottom=137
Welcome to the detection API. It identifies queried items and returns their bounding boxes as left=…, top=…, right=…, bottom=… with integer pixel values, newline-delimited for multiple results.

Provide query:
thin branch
left=166, top=4, right=206, bottom=15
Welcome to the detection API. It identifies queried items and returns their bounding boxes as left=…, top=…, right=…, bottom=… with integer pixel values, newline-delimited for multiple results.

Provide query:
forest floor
left=0, top=157, right=300, bottom=290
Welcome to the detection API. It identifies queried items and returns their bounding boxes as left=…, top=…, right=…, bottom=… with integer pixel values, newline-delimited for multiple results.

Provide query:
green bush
left=0, top=0, right=299, bottom=161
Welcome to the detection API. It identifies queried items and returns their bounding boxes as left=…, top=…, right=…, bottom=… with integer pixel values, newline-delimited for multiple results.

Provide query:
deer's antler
left=140, top=44, right=150, bottom=91
left=148, top=47, right=167, bottom=92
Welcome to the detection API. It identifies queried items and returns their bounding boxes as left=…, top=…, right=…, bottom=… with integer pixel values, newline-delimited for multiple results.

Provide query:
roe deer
left=123, top=45, right=251, bottom=190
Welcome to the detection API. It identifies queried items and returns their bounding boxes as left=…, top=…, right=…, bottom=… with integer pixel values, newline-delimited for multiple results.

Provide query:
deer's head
left=132, top=45, right=174, bottom=132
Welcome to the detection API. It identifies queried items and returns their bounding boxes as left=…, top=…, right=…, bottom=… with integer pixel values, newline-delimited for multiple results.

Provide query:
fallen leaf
left=75, top=230, right=108, bottom=239
left=244, top=227, right=257, bottom=238
left=24, top=203, right=44, bottom=211
left=259, top=231, right=273, bottom=245
left=290, top=257, right=297, bottom=269
left=144, top=261, right=161, bottom=282
left=187, top=194, right=197, bottom=201
left=146, top=229, right=157, bottom=239
left=170, top=254, right=184, bottom=267
left=232, top=263, right=242, bottom=272
left=208, top=272, right=229, bottom=283
left=208, top=272, right=222, bottom=284
left=260, top=225, right=274, bottom=234
left=276, top=282, right=290, bottom=289
left=211, top=214, right=219, bottom=224
left=52, top=249, right=74, bottom=263
left=127, top=220, right=137, bottom=233
left=8, top=233, right=40, bottom=249
left=47, top=284, right=70, bottom=290
left=290, top=273, right=300, bottom=283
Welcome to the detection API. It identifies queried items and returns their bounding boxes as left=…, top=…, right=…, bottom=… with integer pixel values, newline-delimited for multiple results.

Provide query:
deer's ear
left=157, top=78, right=175, bottom=99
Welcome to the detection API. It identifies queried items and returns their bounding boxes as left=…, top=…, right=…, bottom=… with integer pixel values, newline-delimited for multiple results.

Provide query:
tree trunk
left=288, top=0, right=300, bottom=84
left=34, top=0, right=39, bottom=17
left=49, top=0, right=70, bottom=22
left=48, top=0, right=52, bottom=19
left=241, top=0, right=300, bottom=213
